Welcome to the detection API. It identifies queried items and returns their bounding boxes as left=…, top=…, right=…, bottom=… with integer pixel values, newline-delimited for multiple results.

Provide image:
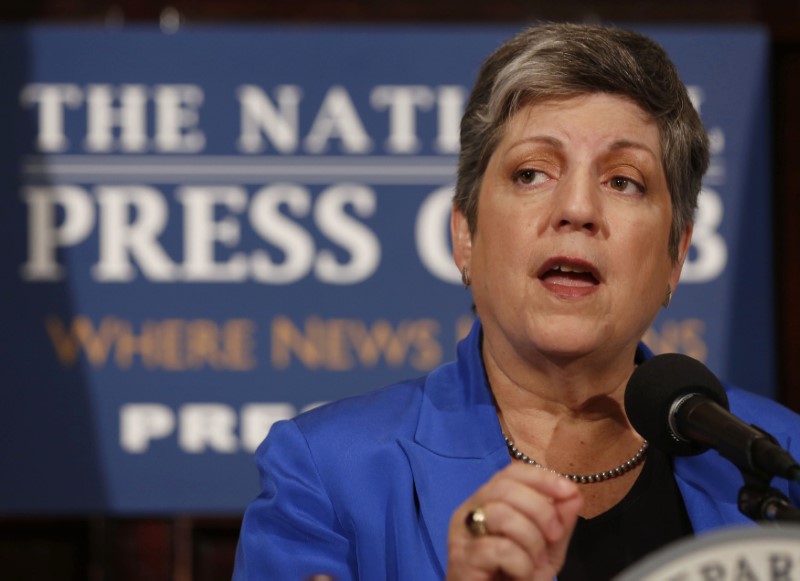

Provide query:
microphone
left=625, top=353, right=800, bottom=482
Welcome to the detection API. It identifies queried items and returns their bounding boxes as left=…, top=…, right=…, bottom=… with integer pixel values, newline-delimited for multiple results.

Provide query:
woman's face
left=452, top=93, right=691, bottom=365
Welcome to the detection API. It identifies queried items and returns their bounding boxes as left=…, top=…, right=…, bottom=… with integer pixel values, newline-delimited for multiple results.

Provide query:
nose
left=549, top=172, right=602, bottom=234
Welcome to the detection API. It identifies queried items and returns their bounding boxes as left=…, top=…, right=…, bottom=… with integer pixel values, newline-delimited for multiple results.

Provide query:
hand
left=446, top=463, right=583, bottom=580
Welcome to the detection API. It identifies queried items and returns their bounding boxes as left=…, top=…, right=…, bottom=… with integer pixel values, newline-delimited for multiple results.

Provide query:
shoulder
left=726, top=386, right=800, bottom=439
left=726, top=386, right=800, bottom=426
left=292, top=374, right=428, bottom=441
left=257, top=372, right=436, bottom=472
left=253, top=374, right=439, bottom=525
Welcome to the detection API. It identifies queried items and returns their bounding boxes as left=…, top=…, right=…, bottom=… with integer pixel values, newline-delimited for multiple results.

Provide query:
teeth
left=556, top=264, right=586, bottom=274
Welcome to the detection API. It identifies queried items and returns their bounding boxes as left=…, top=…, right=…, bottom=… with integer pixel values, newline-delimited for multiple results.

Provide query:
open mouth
left=538, top=260, right=601, bottom=288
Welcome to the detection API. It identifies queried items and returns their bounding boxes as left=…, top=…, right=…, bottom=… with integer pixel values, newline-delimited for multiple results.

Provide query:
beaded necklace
left=504, top=435, right=648, bottom=484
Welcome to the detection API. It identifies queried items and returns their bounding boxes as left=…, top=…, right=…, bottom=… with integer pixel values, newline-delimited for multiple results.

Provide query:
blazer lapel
left=399, top=439, right=509, bottom=572
left=398, top=321, right=510, bottom=572
left=673, top=453, right=752, bottom=532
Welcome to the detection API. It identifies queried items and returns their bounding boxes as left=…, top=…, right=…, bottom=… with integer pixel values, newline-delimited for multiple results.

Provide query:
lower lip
left=539, top=277, right=600, bottom=298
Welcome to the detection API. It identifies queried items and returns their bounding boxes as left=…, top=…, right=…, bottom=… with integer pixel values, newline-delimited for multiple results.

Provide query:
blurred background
left=2, top=1, right=800, bottom=579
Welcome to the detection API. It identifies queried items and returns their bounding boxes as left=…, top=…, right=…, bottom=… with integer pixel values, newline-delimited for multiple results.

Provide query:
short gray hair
left=454, top=23, right=709, bottom=262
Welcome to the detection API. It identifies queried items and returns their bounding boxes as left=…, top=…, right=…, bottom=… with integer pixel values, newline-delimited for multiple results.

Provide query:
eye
left=513, top=169, right=549, bottom=187
left=608, top=176, right=645, bottom=195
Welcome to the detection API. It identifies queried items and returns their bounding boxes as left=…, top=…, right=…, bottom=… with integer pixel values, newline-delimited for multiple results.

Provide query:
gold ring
left=465, top=507, right=488, bottom=537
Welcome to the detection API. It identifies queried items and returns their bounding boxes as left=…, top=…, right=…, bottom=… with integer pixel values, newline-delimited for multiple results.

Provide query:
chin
left=524, top=330, right=600, bottom=358
left=527, top=319, right=619, bottom=357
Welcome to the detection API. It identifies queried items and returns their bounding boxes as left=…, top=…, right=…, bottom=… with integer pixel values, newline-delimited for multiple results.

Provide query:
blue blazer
left=233, top=322, right=800, bottom=580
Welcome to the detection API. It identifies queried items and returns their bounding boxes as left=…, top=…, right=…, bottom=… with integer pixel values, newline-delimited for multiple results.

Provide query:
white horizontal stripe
left=22, top=155, right=458, bottom=184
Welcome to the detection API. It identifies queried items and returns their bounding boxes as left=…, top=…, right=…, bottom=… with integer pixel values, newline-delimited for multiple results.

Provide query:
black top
left=558, top=445, right=694, bottom=581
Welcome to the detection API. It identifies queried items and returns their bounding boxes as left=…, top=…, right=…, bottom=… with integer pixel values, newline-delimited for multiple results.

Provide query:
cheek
left=616, top=216, right=673, bottom=283
left=480, top=214, right=536, bottom=270
left=475, top=199, right=515, bottom=254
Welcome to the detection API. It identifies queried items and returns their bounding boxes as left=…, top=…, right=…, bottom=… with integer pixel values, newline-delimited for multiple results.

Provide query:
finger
left=469, top=465, right=581, bottom=543
left=481, top=462, right=581, bottom=504
left=469, top=478, right=564, bottom=543
left=479, top=500, right=549, bottom=556
left=547, top=489, right=585, bottom=568
left=475, top=535, right=537, bottom=579
left=448, top=464, right=584, bottom=579
left=449, top=534, right=537, bottom=581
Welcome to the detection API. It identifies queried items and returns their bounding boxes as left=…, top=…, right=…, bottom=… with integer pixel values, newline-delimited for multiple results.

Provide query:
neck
left=482, top=335, right=638, bottom=419
left=482, top=338, right=643, bottom=475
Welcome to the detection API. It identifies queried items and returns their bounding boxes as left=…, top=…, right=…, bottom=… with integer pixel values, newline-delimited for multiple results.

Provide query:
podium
left=616, top=525, right=800, bottom=580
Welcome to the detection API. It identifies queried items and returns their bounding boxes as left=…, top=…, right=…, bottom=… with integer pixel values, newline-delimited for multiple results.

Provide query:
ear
left=451, top=205, right=473, bottom=272
left=669, top=224, right=693, bottom=289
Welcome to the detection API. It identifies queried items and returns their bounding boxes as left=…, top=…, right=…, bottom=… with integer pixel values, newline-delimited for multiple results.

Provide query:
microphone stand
left=738, top=471, right=800, bottom=523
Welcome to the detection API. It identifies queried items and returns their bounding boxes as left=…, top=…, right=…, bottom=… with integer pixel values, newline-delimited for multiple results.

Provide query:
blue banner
left=0, top=25, right=772, bottom=513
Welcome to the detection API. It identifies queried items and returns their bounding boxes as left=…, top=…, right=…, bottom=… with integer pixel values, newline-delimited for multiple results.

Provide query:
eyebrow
left=507, top=135, right=564, bottom=151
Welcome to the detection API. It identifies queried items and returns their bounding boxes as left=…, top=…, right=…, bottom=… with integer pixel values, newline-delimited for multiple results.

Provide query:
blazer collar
left=673, top=453, right=752, bottom=532
left=414, top=319, right=505, bottom=458
left=400, top=319, right=510, bottom=571
left=414, top=318, right=655, bottom=458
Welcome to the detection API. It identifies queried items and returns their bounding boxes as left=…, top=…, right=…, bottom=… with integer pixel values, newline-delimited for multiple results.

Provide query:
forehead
left=498, top=93, right=661, bottom=153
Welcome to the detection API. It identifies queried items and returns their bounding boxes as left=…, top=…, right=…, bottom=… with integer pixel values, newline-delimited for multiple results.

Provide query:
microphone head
left=625, top=353, right=729, bottom=456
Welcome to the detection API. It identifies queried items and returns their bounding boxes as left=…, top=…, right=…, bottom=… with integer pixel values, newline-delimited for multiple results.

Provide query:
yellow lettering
left=408, top=319, right=442, bottom=370
left=384, top=321, right=413, bottom=366
left=644, top=318, right=708, bottom=362
left=271, top=316, right=444, bottom=372
left=186, top=319, right=221, bottom=369
left=344, top=319, right=412, bottom=368
left=159, top=319, right=187, bottom=370
left=222, top=319, right=257, bottom=370
left=271, top=316, right=324, bottom=369
left=45, top=315, right=257, bottom=371
left=46, top=315, right=120, bottom=366
left=346, top=320, right=383, bottom=366
left=325, top=319, right=353, bottom=370
left=115, top=319, right=159, bottom=369
left=45, top=316, right=84, bottom=365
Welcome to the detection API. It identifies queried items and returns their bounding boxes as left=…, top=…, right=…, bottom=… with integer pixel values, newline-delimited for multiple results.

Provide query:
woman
left=233, top=23, right=800, bottom=580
